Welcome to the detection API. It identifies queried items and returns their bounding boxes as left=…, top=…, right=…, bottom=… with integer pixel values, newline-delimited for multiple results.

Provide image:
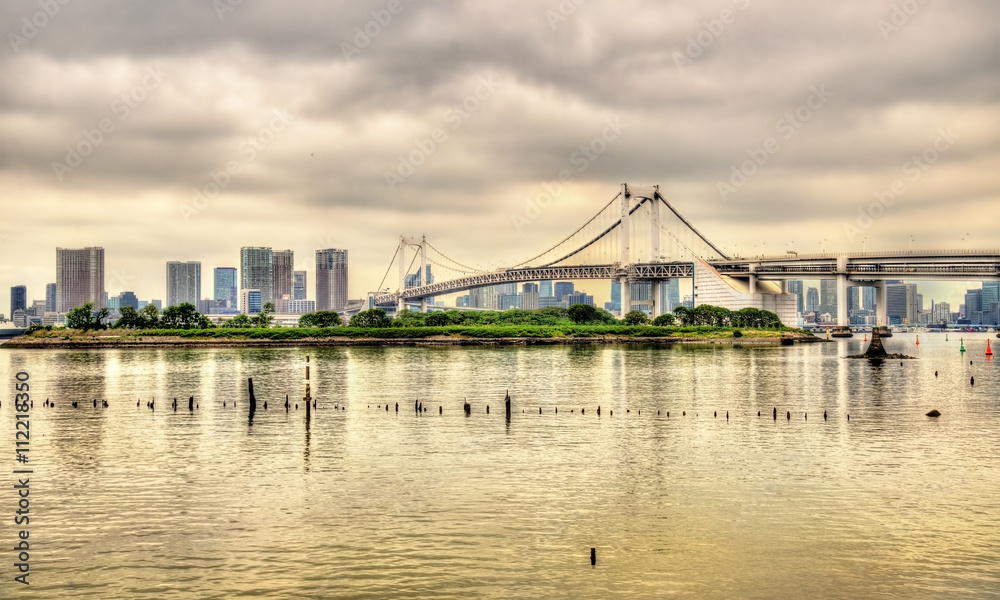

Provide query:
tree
left=349, top=308, right=391, bottom=328
left=298, top=310, right=342, bottom=327
left=253, top=302, right=275, bottom=328
left=114, top=306, right=144, bottom=329
left=567, top=303, right=600, bottom=324
left=66, top=302, right=109, bottom=331
left=161, top=303, right=202, bottom=329
left=652, top=313, right=675, bottom=326
left=393, top=309, right=426, bottom=327
left=139, top=304, right=160, bottom=328
left=426, top=312, right=449, bottom=326
left=223, top=313, right=253, bottom=328
left=673, top=305, right=694, bottom=326
left=623, top=310, right=650, bottom=325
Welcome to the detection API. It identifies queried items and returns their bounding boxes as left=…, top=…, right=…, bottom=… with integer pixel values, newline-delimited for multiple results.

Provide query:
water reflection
left=0, top=337, right=996, bottom=599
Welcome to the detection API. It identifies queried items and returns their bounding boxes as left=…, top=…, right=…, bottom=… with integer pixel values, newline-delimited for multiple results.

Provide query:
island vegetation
left=17, top=301, right=810, bottom=346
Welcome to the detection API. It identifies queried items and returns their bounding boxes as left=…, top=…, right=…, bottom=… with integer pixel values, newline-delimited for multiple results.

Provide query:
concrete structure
left=56, top=247, right=105, bottom=312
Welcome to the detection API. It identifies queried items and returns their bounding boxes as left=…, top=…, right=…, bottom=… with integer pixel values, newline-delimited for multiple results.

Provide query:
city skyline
left=1, top=2, right=996, bottom=314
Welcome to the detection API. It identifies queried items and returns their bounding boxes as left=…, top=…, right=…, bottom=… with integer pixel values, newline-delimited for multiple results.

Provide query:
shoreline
left=2, top=332, right=822, bottom=349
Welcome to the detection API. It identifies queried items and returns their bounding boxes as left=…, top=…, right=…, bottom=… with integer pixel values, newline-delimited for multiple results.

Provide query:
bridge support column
left=836, top=256, right=849, bottom=327
left=651, top=280, right=662, bottom=318
left=620, top=275, right=630, bottom=316
left=875, top=281, right=887, bottom=327
left=620, top=183, right=630, bottom=266
left=419, top=298, right=427, bottom=313
left=836, top=274, right=849, bottom=327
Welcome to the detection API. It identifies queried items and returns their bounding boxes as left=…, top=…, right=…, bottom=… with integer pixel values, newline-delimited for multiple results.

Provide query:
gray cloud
left=0, top=0, right=997, bottom=309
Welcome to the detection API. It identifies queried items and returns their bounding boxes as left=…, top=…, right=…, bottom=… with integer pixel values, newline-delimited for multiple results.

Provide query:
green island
left=8, top=302, right=818, bottom=348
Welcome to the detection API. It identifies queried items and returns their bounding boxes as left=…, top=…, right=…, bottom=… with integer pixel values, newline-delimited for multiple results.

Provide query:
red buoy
left=987, top=340, right=993, bottom=356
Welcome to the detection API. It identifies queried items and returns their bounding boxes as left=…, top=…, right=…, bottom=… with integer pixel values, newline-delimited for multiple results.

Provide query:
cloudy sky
left=1, top=0, right=997, bottom=312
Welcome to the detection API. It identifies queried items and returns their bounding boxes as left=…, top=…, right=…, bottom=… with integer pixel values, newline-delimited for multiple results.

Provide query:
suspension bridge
left=369, top=183, right=1000, bottom=327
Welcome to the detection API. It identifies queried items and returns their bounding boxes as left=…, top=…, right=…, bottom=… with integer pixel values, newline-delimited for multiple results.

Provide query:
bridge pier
left=875, top=280, right=887, bottom=327
left=620, top=275, right=631, bottom=316
left=836, top=257, right=849, bottom=327
left=651, top=280, right=662, bottom=318
left=420, top=298, right=427, bottom=313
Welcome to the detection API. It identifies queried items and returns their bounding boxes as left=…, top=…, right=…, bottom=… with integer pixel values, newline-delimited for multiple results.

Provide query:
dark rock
left=926, top=409, right=941, bottom=417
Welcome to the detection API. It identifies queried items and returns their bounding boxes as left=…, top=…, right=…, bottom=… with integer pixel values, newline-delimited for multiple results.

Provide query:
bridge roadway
left=373, top=249, right=999, bottom=309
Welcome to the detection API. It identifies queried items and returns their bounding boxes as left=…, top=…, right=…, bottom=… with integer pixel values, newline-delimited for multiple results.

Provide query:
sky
left=1, top=0, right=998, bottom=313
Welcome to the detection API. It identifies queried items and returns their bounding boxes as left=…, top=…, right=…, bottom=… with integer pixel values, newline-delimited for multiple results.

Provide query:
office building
left=521, top=283, right=539, bottom=310
left=10, top=285, right=26, bottom=317
left=293, top=271, right=307, bottom=300
left=214, top=267, right=238, bottom=309
left=554, top=282, right=574, bottom=302
left=316, top=249, right=348, bottom=311
left=45, top=283, right=56, bottom=312
left=287, top=299, right=316, bottom=315
left=566, top=292, right=595, bottom=307
left=272, top=250, right=294, bottom=303
left=118, top=291, right=139, bottom=310
left=787, top=279, right=803, bottom=313
left=539, top=280, right=553, bottom=298
left=56, top=247, right=105, bottom=312
left=932, top=302, right=951, bottom=324
left=806, top=287, right=819, bottom=313
left=241, top=247, right=274, bottom=308
left=166, top=261, right=201, bottom=308
left=820, top=279, right=837, bottom=317
left=862, top=286, right=876, bottom=312
left=964, top=288, right=983, bottom=325
left=662, top=278, right=681, bottom=313
left=498, top=294, right=521, bottom=310
left=241, top=289, right=262, bottom=315
left=983, top=281, right=1000, bottom=326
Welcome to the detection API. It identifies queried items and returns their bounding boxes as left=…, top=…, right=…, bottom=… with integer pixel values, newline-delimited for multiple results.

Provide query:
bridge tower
left=619, top=183, right=631, bottom=315
left=397, top=236, right=428, bottom=313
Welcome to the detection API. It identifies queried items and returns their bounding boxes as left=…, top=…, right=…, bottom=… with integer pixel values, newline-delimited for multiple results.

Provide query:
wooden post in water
left=189, top=396, right=194, bottom=411
left=505, top=390, right=511, bottom=419
left=304, top=356, right=312, bottom=419
left=248, top=378, right=256, bottom=421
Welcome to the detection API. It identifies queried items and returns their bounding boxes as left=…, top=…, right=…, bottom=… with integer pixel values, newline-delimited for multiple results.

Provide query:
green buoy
left=960, top=338, right=965, bottom=353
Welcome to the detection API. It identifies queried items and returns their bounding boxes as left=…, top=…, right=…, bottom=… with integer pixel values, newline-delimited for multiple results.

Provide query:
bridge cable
left=538, top=197, right=649, bottom=267
left=510, top=192, right=621, bottom=268
left=375, top=245, right=401, bottom=293
left=423, top=240, right=485, bottom=273
left=653, top=191, right=729, bottom=259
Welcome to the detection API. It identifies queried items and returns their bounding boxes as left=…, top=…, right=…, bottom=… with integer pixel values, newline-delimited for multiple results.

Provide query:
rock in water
left=926, top=410, right=941, bottom=417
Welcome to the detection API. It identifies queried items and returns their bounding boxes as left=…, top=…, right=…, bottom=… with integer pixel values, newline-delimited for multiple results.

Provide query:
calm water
left=1, top=334, right=998, bottom=599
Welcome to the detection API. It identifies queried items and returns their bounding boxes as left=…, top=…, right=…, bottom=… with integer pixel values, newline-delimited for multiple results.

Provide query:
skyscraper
left=662, top=278, right=681, bottom=313
left=214, top=267, right=238, bottom=308
left=786, top=279, right=803, bottom=313
left=820, top=279, right=837, bottom=317
left=241, top=247, right=274, bottom=308
left=982, top=281, right=1000, bottom=326
left=10, top=285, right=26, bottom=317
left=522, top=282, right=539, bottom=310
left=539, top=280, right=553, bottom=298
left=316, top=249, right=348, bottom=311
left=118, top=291, right=139, bottom=310
left=56, top=247, right=105, bottom=312
left=554, top=281, right=574, bottom=301
left=293, top=271, right=307, bottom=300
left=964, top=288, right=983, bottom=325
left=45, top=283, right=56, bottom=312
left=806, top=287, right=819, bottom=313
left=166, top=261, right=201, bottom=307
left=272, top=250, right=294, bottom=302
